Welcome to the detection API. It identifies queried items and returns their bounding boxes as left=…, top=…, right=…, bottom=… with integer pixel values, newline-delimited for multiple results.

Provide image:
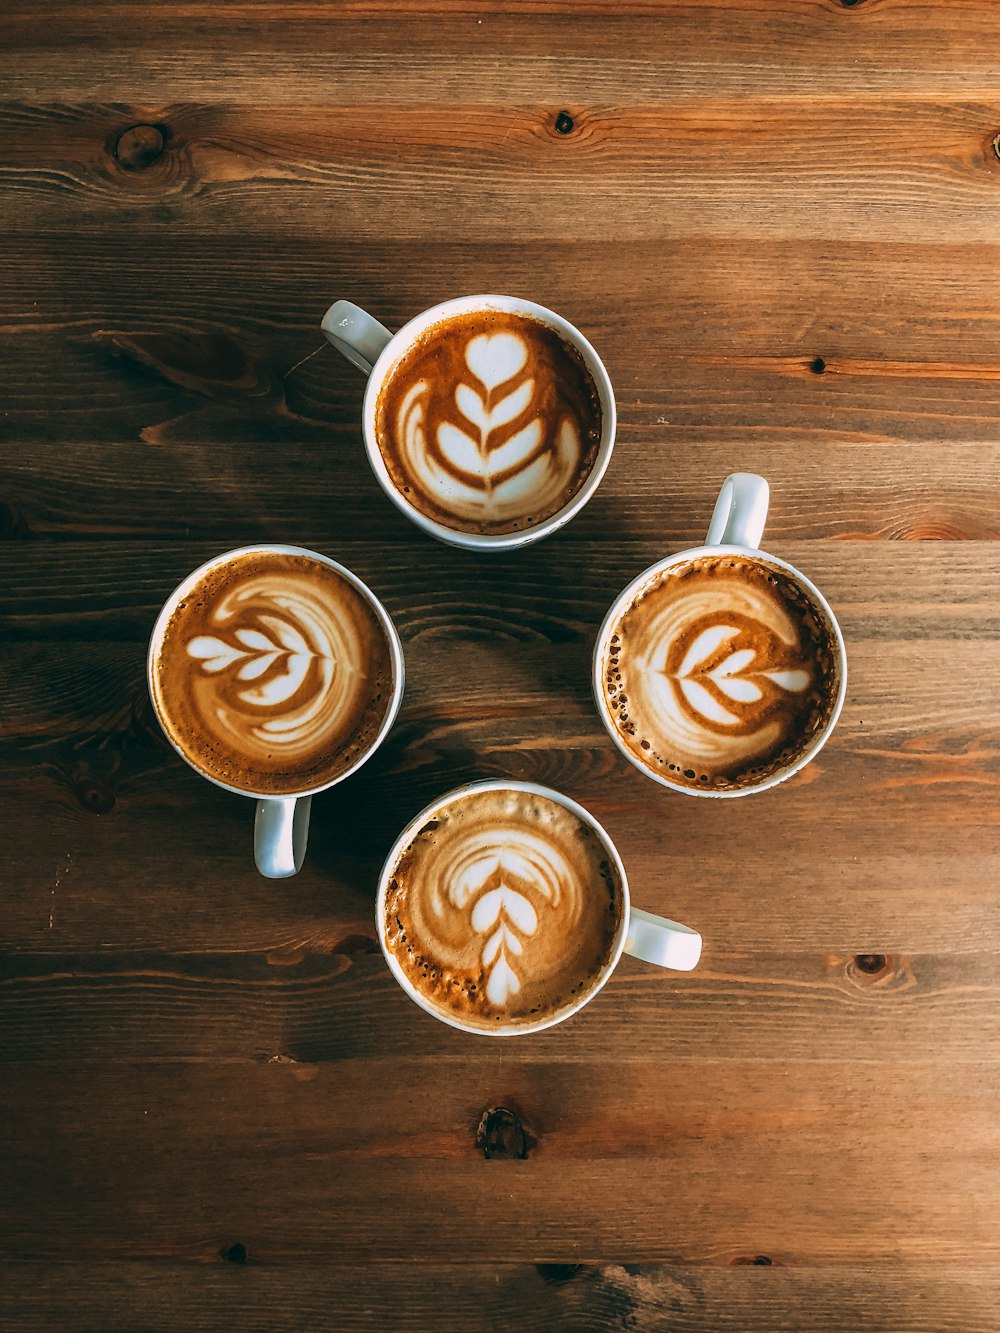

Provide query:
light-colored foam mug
left=593, top=473, right=848, bottom=797
left=375, top=779, right=702, bottom=1037
left=321, top=295, right=616, bottom=550
left=148, top=544, right=404, bottom=878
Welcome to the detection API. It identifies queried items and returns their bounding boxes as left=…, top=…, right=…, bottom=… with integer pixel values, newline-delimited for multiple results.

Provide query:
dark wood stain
left=2, top=2, right=1000, bottom=1330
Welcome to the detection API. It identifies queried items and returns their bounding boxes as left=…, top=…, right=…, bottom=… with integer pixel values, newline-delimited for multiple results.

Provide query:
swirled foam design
left=384, top=788, right=622, bottom=1027
left=375, top=310, right=603, bottom=536
left=153, top=552, right=393, bottom=794
left=602, top=556, right=838, bottom=790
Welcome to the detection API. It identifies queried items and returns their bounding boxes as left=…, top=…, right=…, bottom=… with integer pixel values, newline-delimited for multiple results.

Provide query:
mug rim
left=375, top=778, right=630, bottom=1037
left=592, top=543, right=849, bottom=798
left=360, top=294, right=617, bottom=551
left=147, top=542, right=405, bottom=800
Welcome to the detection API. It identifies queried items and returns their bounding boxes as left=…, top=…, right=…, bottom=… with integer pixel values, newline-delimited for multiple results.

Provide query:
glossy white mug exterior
left=321, top=295, right=617, bottom=550
left=375, top=779, right=702, bottom=1037
left=148, top=544, right=404, bottom=878
left=593, top=474, right=848, bottom=797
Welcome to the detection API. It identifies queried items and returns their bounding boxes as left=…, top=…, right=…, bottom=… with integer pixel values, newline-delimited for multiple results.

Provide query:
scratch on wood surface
left=49, top=852, right=73, bottom=929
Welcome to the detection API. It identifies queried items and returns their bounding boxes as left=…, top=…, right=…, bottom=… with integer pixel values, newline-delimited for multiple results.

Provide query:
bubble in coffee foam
left=602, top=555, right=839, bottom=790
left=152, top=551, right=394, bottom=795
left=383, top=788, right=623, bottom=1029
left=374, top=309, right=603, bottom=536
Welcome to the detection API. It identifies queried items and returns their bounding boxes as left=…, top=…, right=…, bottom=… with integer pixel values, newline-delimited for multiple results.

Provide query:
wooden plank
left=3, top=5, right=1000, bottom=104
left=2, top=1262, right=999, bottom=1333
left=4, top=235, right=999, bottom=360
left=2, top=436, right=998, bottom=542
left=3, top=942, right=1000, bottom=1065
left=1, top=98, right=999, bottom=242
left=2, top=1061, right=999, bottom=1265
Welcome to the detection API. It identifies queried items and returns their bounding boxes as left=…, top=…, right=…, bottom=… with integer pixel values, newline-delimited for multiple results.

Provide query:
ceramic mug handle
left=321, top=300, right=393, bottom=375
left=254, top=796, right=313, bottom=879
left=705, top=472, right=769, bottom=549
left=625, top=907, right=702, bottom=971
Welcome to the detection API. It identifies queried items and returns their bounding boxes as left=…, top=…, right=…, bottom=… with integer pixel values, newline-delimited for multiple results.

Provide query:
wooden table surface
left=2, top=2, right=1000, bottom=1329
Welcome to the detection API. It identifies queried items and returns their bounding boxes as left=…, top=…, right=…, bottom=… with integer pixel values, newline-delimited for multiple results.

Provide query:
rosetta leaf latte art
left=665, top=617, right=811, bottom=732
left=188, top=614, right=326, bottom=709
left=388, top=318, right=589, bottom=530
left=453, top=866, right=546, bottom=1007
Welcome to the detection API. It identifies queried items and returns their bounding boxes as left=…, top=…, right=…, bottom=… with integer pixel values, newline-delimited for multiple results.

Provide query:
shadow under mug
left=375, top=779, right=703, bottom=1037
left=593, top=474, right=848, bottom=797
left=321, top=294, right=617, bottom=551
left=147, top=544, right=405, bottom=878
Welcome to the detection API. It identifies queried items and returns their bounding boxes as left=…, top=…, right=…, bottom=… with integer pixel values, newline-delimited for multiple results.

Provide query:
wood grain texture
left=2, top=0, right=1000, bottom=1328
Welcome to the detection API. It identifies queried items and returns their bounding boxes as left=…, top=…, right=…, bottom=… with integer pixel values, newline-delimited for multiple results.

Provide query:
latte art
left=152, top=551, right=394, bottom=795
left=384, top=788, right=622, bottom=1028
left=602, top=556, right=839, bottom=790
left=375, top=310, right=603, bottom=536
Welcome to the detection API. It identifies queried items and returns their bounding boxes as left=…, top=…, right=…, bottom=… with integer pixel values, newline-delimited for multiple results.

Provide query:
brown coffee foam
left=152, top=551, right=393, bottom=795
left=603, top=555, right=839, bottom=790
left=383, top=788, right=622, bottom=1028
left=374, top=309, right=603, bottom=536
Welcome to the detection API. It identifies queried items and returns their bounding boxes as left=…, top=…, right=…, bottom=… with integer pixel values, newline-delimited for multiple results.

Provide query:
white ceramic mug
left=148, top=544, right=405, bottom=878
left=375, top=779, right=702, bottom=1037
left=593, top=474, right=848, bottom=797
left=321, top=294, right=617, bottom=551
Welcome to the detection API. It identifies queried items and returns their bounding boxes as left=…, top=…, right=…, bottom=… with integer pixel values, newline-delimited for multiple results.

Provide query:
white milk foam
left=183, top=568, right=372, bottom=770
left=399, top=331, right=580, bottom=526
left=606, top=556, right=828, bottom=784
left=385, top=788, right=621, bottom=1024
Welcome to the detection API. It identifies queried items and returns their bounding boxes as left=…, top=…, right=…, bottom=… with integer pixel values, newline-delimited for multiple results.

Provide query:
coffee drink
left=152, top=550, right=394, bottom=795
left=374, top=309, right=603, bottom=536
left=600, top=555, right=839, bottom=791
left=383, top=787, right=623, bottom=1029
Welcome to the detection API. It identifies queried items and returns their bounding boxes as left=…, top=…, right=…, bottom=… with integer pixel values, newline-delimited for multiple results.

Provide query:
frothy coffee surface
left=374, top=309, right=603, bottom=536
left=602, top=555, right=839, bottom=790
left=153, top=551, right=394, bottom=795
left=383, top=788, right=622, bottom=1029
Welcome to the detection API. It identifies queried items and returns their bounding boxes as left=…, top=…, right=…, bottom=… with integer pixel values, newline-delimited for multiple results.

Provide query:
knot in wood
left=115, top=124, right=165, bottom=170
left=220, top=1242, right=247, bottom=1264
left=477, top=1106, right=530, bottom=1159
left=71, top=775, right=116, bottom=815
left=993, top=132, right=1000, bottom=162
left=537, top=1263, right=583, bottom=1283
left=854, top=952, right=888, bottom=975
left=555, top=110, right=575, bottom=135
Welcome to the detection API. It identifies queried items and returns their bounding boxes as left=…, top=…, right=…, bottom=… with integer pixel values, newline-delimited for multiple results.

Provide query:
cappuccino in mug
left=322, top=295, right=616, bottom=550
left=382, top=786, right=623, bottom=1030
left=601, top=553, right=840, bottom=791
left=374, top=309, right=603, bottom=536
left=151, top=549, right=395, bottom=796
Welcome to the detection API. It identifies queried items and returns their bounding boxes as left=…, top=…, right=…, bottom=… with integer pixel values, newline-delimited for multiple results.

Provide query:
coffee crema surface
left=383, top=788, right=623, bottom=1029
left=602, top=555, right=839, bottom=790
left=153, top=551, right=393, bottom=795
left=374, top=309, right=603, bottom=536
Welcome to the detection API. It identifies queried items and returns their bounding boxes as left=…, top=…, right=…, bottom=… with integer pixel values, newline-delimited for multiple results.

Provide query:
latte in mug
left=601, top=553, right=840, bottom=791
left=151, top=549, right=395, bottom=795
left=374, top=309, right=603, bottom=536
left=382, top=786, right=623, bottom=1030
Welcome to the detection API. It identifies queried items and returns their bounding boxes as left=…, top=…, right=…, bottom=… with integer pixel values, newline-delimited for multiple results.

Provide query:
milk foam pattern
left=181, top=570, right=372, bottom=769
left=384, top=789, right=623, bottom=1026
left=424, top=828, right=583, bottom=1008
left=607, top=559, right=828, bottom=782
left=398, top=330, right=581, bottom=528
